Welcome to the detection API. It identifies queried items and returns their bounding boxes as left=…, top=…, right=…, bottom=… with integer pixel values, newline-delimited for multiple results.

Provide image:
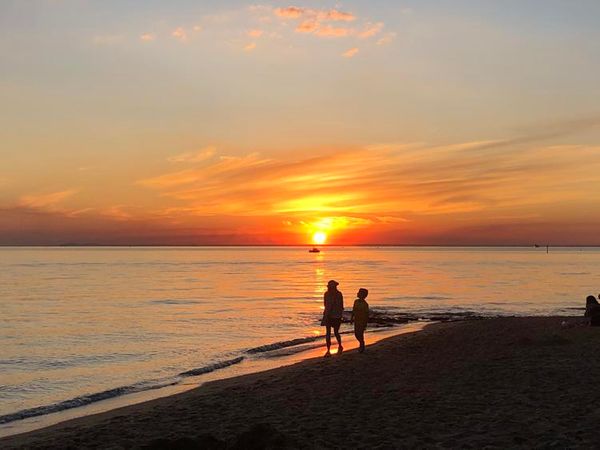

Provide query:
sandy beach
left=3, top=316, right=598, bottom=449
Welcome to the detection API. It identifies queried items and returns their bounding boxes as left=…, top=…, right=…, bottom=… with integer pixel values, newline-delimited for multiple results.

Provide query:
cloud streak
left=140, top=33, right=155, bottom=42
left=167, top=147, right=216, bottom=163
left=342, top=47, right=359, bottom=58
left=135, top=133, right=600, bottom=246
left=18, top=189, right=78, bottom=209
left=358, top=22, right=384, bottom=39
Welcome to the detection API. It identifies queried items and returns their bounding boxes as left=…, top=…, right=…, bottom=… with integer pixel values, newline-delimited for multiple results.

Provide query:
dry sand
left=3, top=317, right=599, bottom=449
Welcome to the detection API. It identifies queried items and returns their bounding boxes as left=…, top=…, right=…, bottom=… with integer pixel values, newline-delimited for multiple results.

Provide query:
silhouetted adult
left=585, top=295, right=600, bottom=326
left=322, top=279, right=344, bottom=357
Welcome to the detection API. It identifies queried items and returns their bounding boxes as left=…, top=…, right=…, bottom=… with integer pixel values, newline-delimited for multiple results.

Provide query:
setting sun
left=312, top=231, right=327, bottom=245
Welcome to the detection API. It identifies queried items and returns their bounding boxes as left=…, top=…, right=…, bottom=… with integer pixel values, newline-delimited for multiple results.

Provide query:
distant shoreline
left=1, top=244, right=600, bottom=248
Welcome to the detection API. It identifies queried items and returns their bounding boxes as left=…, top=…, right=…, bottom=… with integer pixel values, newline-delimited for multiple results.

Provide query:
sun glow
left=312, top=231, right=327, bottom=245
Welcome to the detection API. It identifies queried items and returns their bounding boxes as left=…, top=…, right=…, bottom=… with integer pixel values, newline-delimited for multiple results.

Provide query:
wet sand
left=3, top=316, right=598, bottom=449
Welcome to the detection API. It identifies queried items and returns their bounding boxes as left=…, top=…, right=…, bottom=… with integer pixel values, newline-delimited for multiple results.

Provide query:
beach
left=3, top=316, right=598, bottom=449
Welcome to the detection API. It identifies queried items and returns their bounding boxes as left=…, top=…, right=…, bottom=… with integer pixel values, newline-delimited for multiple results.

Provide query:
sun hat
left=327, top=280, right=339, bottom=287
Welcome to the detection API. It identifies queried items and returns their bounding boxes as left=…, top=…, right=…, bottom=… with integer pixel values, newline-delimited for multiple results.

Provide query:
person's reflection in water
left=322, top=279, right=344, bottom=357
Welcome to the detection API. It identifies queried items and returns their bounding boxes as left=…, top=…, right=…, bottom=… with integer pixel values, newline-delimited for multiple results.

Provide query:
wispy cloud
left=296, top=20, right=318, bottom=33
left=342, top=47, right=359, bottom=58
left=140, top=33, right=155, bottom=42
left=377, top=32, right=396, bottom=46
left=19, top=189, right=77, bottom=209
left=138, top=152, right=272, bottom=189
left=167, top=147, right=216, bottom=163
left=358, top=22, right=384, bottom=39
left=312, top=25, right=353, bottom=37
left=244, top=42, right=257, bottom=51
left=247, top=29, right=264, bottom=38
left=274, top=6, right=305, bottom=19
left=171, top=27, right=187, bottom=42
left=136, top=133, right=600, bottom=232
left=275, top=7, right=356, bottom=22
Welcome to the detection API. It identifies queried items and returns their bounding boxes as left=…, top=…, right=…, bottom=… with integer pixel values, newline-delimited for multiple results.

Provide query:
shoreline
left=0, top=322, right=429, bottom=440
left=3, top=316, right=598, bottom=448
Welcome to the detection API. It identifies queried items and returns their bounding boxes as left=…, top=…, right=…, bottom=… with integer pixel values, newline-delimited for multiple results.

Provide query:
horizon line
left=1, top=244, right=599, bottom=248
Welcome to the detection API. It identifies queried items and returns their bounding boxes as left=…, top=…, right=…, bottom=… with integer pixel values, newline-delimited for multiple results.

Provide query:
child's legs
left=354, top=326, right=365, bottom=346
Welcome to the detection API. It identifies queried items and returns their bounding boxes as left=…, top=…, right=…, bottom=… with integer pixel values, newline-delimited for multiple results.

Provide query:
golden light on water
left=312, top=231, right=327, bottom=245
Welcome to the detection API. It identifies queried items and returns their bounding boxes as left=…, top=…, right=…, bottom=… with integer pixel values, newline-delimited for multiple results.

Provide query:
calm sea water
left=1, top=246, right=598, bottom=425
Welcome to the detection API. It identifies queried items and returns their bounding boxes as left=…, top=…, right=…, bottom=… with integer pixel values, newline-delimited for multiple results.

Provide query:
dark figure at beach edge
left=351, top=288, right=370, bottom=353
left=322, top=279, right=344, bottom=357
left=585, top=295, right=600, bottom=326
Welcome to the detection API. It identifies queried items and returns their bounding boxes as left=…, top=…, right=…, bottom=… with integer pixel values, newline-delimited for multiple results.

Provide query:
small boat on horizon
left=308, top=247, right=321, bottom=253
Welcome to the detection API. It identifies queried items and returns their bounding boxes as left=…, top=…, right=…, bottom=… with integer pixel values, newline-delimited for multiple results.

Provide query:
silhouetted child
left=351, top=288, right=369, bottom=353
left=585, top=295, right=600, bottom=326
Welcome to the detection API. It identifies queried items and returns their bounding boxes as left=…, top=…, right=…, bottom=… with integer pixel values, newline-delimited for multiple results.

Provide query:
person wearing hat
left=322, top=279, right=344, bottom=356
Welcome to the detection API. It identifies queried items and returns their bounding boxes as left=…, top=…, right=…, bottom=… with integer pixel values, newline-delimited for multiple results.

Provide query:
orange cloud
left=296, top=20, right=318, bottom=33
left=4, top=135, right=600, bottom=245
left=171, top=27, right=187, bottom=42
left=316, top=9, right=356, bottom=22
left=358, top=22, right=384, bottom=38
left=313, top=25, right=353, bottom=37
left=244, top=42, right=257, bottom=51
left=19, top=189, right=78, bottom=209
left=6, top=118, right=599, bottom=245
left=274, top=6, right=304, bottom=18
left=247, top=29, right=264, bottom=38
left=377, top=32, right=396, bottom=46
left=140, top=33, right=155, bottom=42
left=342, top=47, right=359, bottom=58
left=136, top=137, right=600, bottom=235
left=168, top=147, right=216, bottom=163
left=275, top=6, right=358, bottom=38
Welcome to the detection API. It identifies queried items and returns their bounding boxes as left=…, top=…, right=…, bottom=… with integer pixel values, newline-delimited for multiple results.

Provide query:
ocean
left=1, top=246, right=598, bottom=432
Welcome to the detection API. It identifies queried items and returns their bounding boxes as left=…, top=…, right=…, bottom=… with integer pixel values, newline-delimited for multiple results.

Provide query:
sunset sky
left=1, top=0, right=600, bottom=245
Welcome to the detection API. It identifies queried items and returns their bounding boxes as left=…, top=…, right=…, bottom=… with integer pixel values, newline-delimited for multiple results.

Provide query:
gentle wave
left=0, top=379, right=178, bottom=425
left=178, top=357, right=244, bottom=377
left=0, top=357, right=246, bottom=425
left=246, top=337, right=323, bottom=354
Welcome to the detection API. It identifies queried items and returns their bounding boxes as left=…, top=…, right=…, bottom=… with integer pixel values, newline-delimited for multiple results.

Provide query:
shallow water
left=0, top=246, right=598, bottom=424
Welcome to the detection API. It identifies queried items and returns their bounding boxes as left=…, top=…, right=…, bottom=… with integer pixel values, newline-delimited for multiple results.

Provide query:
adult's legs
left=333, top=321, right=343, bottom=352
left=325, top=323, right=332, bottom=355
